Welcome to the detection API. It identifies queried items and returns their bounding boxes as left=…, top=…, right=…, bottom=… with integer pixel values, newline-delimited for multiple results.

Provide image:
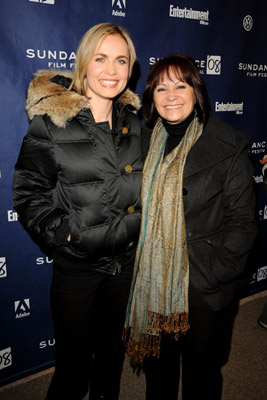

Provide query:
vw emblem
left=243, top=15, right=253, bottom=31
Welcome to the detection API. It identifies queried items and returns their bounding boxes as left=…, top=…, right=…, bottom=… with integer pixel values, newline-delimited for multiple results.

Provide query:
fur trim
left=118, top=88, right=141, bottom=111
left=25, top=69, right=141, bottom=128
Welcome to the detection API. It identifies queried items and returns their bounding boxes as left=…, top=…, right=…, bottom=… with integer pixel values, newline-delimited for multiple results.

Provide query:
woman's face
left=153, top=69, right=196, bottom=124
left=86, top=34, right=129, bottom=103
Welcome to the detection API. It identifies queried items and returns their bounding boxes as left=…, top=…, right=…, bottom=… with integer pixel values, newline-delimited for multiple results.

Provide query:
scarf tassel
left=124, top=311, right=190, bottom=366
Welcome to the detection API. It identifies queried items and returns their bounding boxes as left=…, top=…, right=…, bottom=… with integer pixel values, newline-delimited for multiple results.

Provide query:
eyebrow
left=94, top=52, right=129, bottom=60
left=157, top=80, right=184, bottom=86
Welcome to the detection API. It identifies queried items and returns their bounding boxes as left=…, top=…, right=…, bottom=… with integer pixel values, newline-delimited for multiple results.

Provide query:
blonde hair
left=70, top=23, right=136, bottom=95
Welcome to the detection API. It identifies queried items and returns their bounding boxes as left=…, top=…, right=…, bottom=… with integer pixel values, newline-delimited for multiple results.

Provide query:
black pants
left=45, top=262, right=133, bottom=400
left=144, top=306, right=234, bottom=400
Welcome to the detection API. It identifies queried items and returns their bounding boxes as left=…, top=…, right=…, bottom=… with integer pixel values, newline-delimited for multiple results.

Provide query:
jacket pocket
left=189, top=237, right=222, bottom=292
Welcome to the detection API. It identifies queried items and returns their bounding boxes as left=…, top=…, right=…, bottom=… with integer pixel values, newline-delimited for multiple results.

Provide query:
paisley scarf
left=124, top=114, right=203, bottom=365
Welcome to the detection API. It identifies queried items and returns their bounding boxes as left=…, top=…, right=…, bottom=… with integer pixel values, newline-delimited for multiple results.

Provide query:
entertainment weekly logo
left=149, top=55, right=221, bottom=76
left=215, top=101, right=243, bottom=115
left=7, top=210, right=18, bottom=222
left=112, top=0, right=126, bottom=17
left=169, top=4, right=209, bottom=25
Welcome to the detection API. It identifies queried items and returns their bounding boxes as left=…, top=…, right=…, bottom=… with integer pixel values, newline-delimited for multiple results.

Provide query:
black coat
left=13, top=70, right=143, bottom=274
left=142, top=113, right=257, bottom=310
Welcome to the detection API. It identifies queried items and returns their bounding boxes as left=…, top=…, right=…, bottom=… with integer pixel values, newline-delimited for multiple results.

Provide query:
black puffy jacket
left=13, top=70, right=143, bottom=274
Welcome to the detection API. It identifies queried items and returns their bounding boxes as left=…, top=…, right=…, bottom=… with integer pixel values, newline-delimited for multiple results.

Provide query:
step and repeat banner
left=1, top=0, right=266, bottom=386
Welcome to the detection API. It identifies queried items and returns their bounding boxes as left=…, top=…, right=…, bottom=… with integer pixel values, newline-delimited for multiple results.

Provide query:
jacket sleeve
left=213, top=138, right=257, bottom=284
left=13, top=115, right=69, bottom=248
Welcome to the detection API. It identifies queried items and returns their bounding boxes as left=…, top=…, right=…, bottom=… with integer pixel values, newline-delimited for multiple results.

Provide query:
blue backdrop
left=1, top=0, right=266, bottom=386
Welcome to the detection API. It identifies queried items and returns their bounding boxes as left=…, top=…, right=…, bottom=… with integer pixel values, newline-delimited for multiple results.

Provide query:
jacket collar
left=25, top=69, right=141, bottom=128
left=184, top=113, right=244, bottom=179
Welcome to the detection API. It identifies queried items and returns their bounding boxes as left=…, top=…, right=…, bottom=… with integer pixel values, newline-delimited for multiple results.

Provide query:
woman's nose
left=166, top=92, right=178, bottom=101
left=106, top=61, right=116, bottom=75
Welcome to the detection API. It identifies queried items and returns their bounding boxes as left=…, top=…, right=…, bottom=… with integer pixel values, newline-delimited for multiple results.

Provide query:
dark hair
left=142, top=53, right=211, bottom=125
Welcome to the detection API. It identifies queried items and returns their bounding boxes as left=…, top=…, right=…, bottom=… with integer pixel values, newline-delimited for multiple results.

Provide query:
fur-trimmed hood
left=25, top=69, right=141, bottom=128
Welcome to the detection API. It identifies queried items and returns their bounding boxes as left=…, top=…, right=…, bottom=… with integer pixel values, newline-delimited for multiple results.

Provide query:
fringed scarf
left=124, top=114, right=203, bottom=365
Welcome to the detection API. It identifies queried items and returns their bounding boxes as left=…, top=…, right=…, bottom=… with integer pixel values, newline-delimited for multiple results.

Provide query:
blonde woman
left=13, top=23, right=142, bottom=400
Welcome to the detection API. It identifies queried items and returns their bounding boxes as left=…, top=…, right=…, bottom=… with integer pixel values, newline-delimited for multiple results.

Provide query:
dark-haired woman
left=124, top=54, right=256, bottom=400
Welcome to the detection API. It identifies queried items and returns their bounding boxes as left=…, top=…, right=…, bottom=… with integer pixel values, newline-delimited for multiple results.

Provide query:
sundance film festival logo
left=206, top=55, right=221, bottom=75
left=238, top=62, right=267, bottom=78
left=251, top=141, right=266, bottom=155
left=0, top=257, right=7, bottom=278
left=243, top=15, right=253, bottom=31
left=257, top=266, right=267, bottom=282
left=39, top=338, right=56, bottom=349
left=36, top=256, right=53, bottom=265
left=259, top=205, right=267, bottom=220
left=112, top=0, right=126, bottom=17
left=15, top=299, right=31, bottom=319
left=26, top=49, right=76, bottom=70
left=0, top=348, right=12, bottom=370
left=150, top=56, right=221, bottom=76
left=28, top=0, right=55, bottom=4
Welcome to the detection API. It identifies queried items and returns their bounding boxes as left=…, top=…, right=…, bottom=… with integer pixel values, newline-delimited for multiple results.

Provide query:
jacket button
left=128, top=206, right=135, bottom=214
left=125, top=165, right=133, bottom=173
left=188, top=232, right=192, bottom=237
left=183, top=188, right=188, bottom=196
left=128, top=241, right=135, bottom=249
left=122, top=127, right=128, bottom=134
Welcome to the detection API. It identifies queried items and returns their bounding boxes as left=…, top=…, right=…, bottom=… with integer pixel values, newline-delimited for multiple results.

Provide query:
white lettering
left=39, top=339, right=56, bottom=349
left=26, top=49, right=76, bottom=61
left=239, top=63, right=267, bottom=72
left=7, top=210, right=18, bottom=222
left=36, top=257, right=53, bottom=265
left=149, top=57, right=161, bottom=65
left=169, top=5, right=209, bottom=23
left=15, top=312, right=30, bottom=319
left=112, top=10, right=126, bottom=17
left=251, top=142, right=266, bottom=149
left=215, top=101, right=243, bottom=114
left=26, top=49, right=35, bottom=58
left=48, top=62, right=67, bottom=69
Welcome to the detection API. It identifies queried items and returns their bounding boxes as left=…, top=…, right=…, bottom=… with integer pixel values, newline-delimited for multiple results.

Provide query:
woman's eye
left=177, top=85, right=186, bottom=89
left=156, top=87, right=165, bottom=92
left=118, top=59, right=127, bottom=64
left=95, top=57, right=104, bottom=62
